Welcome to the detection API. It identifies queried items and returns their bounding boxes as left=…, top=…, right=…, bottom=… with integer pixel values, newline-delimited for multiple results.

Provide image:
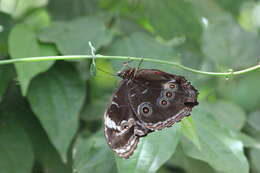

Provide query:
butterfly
left=104, top=68, right=199, bottom=159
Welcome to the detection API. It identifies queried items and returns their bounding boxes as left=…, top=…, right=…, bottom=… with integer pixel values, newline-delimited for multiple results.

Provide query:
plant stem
left=0, top=55, right=259, bottom=76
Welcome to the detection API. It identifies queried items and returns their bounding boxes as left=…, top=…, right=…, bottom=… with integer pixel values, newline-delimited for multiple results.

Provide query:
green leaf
left=248, top=111, right=260, bottom=132
left=116, top=124, right=181, bottom=173
left=183, top=158, right=216, bottom=173
left=81, top=94, right=111, bottom=121
left=0, top=89, right=34, bottom=173
left=170, top=145, right=216, bottom=173
left=27, top=63, right=86, bottom=162
left=0, top=65, right=15, bottom=102
left=112, top=16, right=149, bottom=36
left=141, top=0, right=202, bottom=43
left=1, top=84, right=71, bottom=173
left=47, top=0, right=100, bottom=20
left=0, top=117, right=34, bottom=173
left=205, top=100, right=246, bottom=131
left=23, top=107, right=72, bottom=173
left=107, top=32, right=180, bottom=74
left=0, top=12, right=13, bottom=57
left=0, top=0, right=47, bottom=17
left=250, top=148, right=260, bottom=172
left=181, top=103, right=249, bottom=173
left=180, top=116, right=201, bottom=149
left=202, top=13, right=260, bottom=69
left=38, top=16, right=113, bottom=54
left=233, top=132, right=260, bottom=149
left=23, top=9, right=51, bottom=31
left=219, top=70, right=260, bottom=111
left=217, top=0, right=246, bottom=16
left=73, top=131, right=117, bottom=173
left=8, top=24, right=56, bottom=95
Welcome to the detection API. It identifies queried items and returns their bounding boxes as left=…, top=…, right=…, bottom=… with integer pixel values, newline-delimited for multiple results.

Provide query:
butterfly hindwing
left=104, top=79, right=150, bottom=158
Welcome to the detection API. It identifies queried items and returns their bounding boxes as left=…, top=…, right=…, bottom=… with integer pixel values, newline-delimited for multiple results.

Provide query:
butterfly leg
left=123, top=57, right=133, bottom=68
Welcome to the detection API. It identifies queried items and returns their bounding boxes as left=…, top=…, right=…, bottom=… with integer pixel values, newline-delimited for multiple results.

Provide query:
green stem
left=0, top=55, right=259, bottom=76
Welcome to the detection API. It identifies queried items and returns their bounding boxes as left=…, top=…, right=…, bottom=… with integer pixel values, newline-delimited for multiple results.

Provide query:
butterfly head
left=117, top=68, right=136, bottom=79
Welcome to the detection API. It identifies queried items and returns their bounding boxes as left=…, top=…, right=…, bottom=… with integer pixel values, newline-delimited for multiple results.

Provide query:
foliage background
left=1, top=0, right=260, bottom=173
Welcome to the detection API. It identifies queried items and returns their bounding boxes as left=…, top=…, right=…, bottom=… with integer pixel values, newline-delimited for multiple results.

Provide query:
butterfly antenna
left=96, top=67, right=117, bottom=77
left=137, top=58, right=144, bottom=70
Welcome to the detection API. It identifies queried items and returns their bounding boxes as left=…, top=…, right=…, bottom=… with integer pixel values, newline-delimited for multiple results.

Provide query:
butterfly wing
left=104, top=79, right=150, bottom=158
left=128, top=69, right=198, bottom=130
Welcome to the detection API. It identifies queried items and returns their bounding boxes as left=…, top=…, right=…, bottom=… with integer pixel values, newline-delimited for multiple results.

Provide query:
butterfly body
left=104, top=68, right=198, bottom=158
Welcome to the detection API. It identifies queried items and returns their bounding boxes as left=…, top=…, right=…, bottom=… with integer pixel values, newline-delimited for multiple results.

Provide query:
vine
left=0, top=55, right=259, bottom=76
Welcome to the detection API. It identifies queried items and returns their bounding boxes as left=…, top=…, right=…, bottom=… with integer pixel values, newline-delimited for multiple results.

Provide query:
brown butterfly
left=104, top=68, right=198, bottom=158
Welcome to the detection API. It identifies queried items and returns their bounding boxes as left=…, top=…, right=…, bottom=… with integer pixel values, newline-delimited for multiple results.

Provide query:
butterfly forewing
left=128, top=69, right=198, bottom=130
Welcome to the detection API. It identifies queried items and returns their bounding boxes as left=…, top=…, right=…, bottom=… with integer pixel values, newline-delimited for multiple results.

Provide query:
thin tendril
left=0, top=55, right=259, bottom=77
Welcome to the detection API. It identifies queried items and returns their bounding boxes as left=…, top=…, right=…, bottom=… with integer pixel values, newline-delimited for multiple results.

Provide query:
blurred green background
left=1, top=0, right=260, bottom=173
